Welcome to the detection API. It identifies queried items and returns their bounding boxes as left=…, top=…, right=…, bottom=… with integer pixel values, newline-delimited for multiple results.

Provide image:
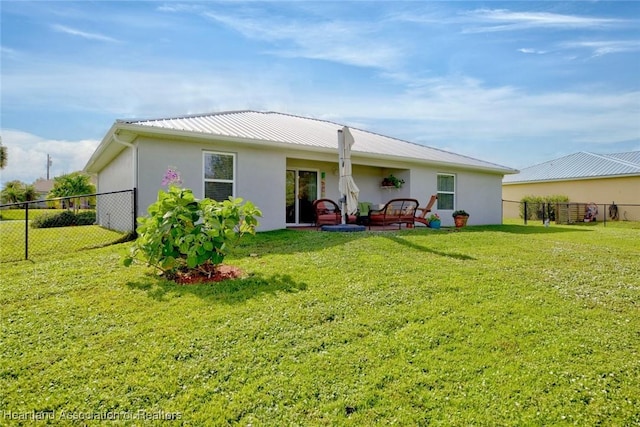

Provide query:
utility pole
left=47, top=154, right=52, bottom=180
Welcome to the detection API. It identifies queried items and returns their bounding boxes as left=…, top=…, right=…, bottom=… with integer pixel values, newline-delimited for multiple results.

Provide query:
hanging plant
left=381, top=174, right=404, bottom=188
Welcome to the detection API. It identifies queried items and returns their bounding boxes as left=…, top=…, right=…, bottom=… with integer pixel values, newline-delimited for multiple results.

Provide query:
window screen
left=437, top=174, right=455, bottom=210
left=204, top=152, right=235, bottom=200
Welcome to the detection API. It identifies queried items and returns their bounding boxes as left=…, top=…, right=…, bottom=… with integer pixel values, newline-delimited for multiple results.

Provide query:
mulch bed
left=166, top=264, right=245, bottom=285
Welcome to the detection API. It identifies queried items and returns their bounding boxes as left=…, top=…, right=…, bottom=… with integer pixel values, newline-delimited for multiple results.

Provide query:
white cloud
left=0, top=130, right=99, bottom=185
left=1, top=46, right=18, bottom=55
left=334, top=75, right=640, bottom=149
left=518, top=48, right=548, bottom=55
left=201, top=11, right=403, bottom=69
left=561, top=40, right=640, bottom=57
left=51, top=24, right=120, bottom=43
left=462, top=9, right=624, bottom=33
left=156, top=4, right=203, bottom=14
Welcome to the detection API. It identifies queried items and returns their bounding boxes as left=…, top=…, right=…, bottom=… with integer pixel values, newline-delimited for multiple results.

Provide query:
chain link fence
left=0, top=189, right=136, bottom=263
left=503, top=199, right=640, bottom=226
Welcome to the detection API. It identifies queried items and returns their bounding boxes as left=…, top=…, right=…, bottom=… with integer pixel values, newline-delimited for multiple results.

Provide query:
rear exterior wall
left=136, top=136, right=286, bottom=231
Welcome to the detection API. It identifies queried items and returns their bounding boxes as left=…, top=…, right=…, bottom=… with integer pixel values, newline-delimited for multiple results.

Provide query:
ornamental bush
left=75, top=211, right=97, bottom=225
left=520, top=195, right=569, bottom=220
left=123, top=186, right=261, bottom=275
left=30, top=210, right=96, bottom=228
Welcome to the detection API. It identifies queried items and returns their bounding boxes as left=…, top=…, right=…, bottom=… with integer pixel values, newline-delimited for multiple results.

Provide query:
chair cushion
left=357, top=202, right=371, bottom=216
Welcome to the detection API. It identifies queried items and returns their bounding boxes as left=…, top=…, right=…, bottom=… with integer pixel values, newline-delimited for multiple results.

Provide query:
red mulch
left=167, top=264, right=245, bottom=285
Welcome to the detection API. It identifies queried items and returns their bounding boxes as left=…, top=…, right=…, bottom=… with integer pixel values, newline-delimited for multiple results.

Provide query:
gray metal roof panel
left=122, top=111, right=515, bottom=173
left=503, top=151, right=640, bottom=183
left=607, top=151, right=640, bottom=166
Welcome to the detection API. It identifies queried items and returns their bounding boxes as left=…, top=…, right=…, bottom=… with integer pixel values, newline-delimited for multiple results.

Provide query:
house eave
left=84, top=124, right=119, bottom=174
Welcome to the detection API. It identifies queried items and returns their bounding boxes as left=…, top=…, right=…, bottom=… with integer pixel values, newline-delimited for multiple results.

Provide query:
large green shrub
left=75, top=211, right=97, bottom=225
left=123, top=186, right=261, bottom=275
left=30, top=210, right=96, bottom=228
left=520, top=195, right=569, bottom=220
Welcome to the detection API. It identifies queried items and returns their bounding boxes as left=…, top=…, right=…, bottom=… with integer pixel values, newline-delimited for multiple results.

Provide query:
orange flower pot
left=454, top=215, right=468, bottom=228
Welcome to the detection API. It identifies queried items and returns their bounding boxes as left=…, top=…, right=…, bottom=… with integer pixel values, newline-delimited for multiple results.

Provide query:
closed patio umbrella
left=338, top=126, right=360, bottom=224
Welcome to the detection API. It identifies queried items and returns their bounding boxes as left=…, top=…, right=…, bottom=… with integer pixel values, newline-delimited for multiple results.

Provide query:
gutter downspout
left=112, top=131, right=138, bottom=191
left=113, top=131, right=138, bottom=232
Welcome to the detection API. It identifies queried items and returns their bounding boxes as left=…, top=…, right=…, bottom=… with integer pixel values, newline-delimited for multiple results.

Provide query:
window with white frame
left=203, top=151, right=235, bottom=201
left=437, top=174, right=455, bottom=210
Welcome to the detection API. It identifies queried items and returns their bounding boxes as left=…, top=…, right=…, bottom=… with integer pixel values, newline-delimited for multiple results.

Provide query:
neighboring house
left=84, top=110, right=517, bottom=231
left=32, top=177, right=96, bottom=210
left=502, top=151, right=640, bottom=221
left=32, top=178, right=54, bottom=208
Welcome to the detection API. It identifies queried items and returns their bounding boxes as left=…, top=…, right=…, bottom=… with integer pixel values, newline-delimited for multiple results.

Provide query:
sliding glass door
left=286, top=169, right=318, bottom=225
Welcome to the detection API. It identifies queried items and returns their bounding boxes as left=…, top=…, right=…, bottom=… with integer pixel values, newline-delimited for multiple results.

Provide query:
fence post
left=132, top=187, right=138, bottom=236
left=523, top=201, right=528, bottom=225
left=24, top=202, right=29, bottom=260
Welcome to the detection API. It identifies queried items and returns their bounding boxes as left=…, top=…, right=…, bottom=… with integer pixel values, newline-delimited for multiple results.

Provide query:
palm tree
left=0, top=137, right=7, bottom=170
left=23, top=184, right=38, bottom=202
left=48, top=172, right=96, bottom=212
left=1, top=180, right=24, bottom=204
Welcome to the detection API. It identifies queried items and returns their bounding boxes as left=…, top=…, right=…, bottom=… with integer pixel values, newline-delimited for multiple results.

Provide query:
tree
left=1, top=180, right=23, bottom=204
left=48, top=172, right=96, bottom=212
left=1, top=180, right=28, bottom=204
left=23, top=185, right=37, bottom=202
left=0, top=137, right=7, bottom=170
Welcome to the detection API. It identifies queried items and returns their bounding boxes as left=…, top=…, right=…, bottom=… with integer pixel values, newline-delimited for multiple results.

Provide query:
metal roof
left=608, top=151, right=640, bottom=165
left=118, top=110, right=516, bottom=174
left=502, top=151, right=640, bottom=184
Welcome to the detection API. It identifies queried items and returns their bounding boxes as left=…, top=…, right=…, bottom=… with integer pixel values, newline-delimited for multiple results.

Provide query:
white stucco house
left=84, top=110, right=518, bottom=231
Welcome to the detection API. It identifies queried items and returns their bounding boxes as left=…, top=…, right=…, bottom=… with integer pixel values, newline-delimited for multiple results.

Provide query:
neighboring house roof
left=33, top=179, right=54, bottom=194
left=85, top=110, right=517, bottom=175
left=503, top=151, right=640, bottom=184
left=608, top=151, right=640, bottom=165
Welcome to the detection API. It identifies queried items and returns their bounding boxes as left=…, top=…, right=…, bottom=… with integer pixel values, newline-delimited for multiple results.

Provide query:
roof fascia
left=84, top=123, right=137, bottom=174
left=503, top=173, right=640, bottom=185
left=84, top=123, right=118, bottom=173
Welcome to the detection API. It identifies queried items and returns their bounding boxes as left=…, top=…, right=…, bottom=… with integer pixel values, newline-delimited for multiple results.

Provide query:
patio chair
left=312, top=199, right=357, bottom=227
left=415, top=195, right=438, bottom=226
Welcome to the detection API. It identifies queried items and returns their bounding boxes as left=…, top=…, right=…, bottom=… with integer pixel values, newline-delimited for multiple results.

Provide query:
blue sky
left=1, top=1, right=639, bottom=185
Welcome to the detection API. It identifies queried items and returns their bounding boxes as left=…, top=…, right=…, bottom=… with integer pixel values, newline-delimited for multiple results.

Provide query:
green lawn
left=1, top=224, right=639, bottom=425
left=0, top=221, right=127, bottom=263
left=0, top=208, right=88, bottom=221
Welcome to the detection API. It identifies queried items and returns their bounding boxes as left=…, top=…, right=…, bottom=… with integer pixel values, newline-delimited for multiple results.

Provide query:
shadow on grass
left=382, top=234, right=476, bottom=260
left=126, top=272, right=308, bottom=303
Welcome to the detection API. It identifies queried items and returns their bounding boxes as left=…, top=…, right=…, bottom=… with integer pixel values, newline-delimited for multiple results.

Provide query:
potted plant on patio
left=452, top=209, right=469, bottom=228
left=381, top=174, right=404, bottom=189
left=427, top=213, right=441, bottom=229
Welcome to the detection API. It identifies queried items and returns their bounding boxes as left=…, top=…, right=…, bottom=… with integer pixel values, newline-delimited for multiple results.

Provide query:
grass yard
left=1, top=223, right=639, bottom=425
left=0, top=208, right=92, bottom=221
left=0, top=221, right=127, bottom=263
